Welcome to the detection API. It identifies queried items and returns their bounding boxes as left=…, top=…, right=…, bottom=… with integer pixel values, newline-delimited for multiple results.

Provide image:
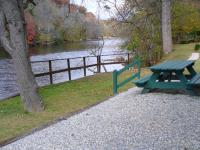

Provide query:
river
left=0, top=38, right=128, bottom=100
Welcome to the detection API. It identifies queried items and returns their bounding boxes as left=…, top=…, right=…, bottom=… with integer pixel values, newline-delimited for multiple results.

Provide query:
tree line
left=25, top=0, right=102, bottom=45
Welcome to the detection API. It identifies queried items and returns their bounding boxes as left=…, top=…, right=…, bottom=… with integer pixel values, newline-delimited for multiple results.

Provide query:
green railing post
left=137, top=59, right=141, bottom=79
left=113, top=70, right=118, bottom=94
left=112, top=58, right=141, bottom=95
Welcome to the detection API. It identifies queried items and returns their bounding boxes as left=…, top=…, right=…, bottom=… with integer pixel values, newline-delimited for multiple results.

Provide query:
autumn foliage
left=24, top=0, right=100, bottom=44
left=24, top=11, right=36, bottom=44
left=53, top=0, right=69, bottom=5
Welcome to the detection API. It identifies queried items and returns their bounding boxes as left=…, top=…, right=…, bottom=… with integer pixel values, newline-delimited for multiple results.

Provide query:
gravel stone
left=1, top=87, right=200, bottom=150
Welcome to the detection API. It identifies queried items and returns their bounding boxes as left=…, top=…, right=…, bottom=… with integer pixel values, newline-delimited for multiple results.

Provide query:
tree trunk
left=0, top=0, right=44, bottom=112
left=162, top=0, right=173, bottom=54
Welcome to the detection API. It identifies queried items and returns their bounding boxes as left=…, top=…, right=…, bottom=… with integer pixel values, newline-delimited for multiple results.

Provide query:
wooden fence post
left=67, top=59, right=71, bottom=81
left=98, top=55, right=101, bottom=73
left=127, top=53, right=130, bottom=64
left=49, top=60, right=53, bottom=84
left=96, top=56, right=99, bottom=73
left=83, top=57, right=86, bottom=77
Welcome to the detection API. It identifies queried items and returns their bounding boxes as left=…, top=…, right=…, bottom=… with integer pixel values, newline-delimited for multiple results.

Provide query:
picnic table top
left=150, top=60, right=195, bottom=71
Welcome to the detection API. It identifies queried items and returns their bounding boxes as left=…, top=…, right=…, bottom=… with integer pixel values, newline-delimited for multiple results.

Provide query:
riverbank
left=0, top=69, right=149, bottom=145
left=0, top=38, right=126, bottom=100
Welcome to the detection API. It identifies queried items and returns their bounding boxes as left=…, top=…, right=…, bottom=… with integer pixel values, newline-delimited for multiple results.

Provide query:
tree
left=162, top=0, right=173, bottom=54
left=0, top=0, right=44, bottom=112
left=98, top=0, right=174, bottom=57
left=98, top=0, right=163, bottom=65
left=172, top=0, right=200, bottom=43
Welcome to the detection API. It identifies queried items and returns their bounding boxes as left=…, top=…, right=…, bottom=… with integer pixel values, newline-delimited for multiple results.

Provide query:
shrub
left=194, top=44, right=200, bottom=51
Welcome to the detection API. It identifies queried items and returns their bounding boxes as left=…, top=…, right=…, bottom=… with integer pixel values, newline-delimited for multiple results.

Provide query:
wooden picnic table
left=135, top=60, right=200, bottom=95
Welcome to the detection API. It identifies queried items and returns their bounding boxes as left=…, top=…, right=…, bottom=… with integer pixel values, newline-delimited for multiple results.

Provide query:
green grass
left=163, top=43, right=200, bottom=72
left=163, top=43, right=197, bottom=60
left=0, top=42, right=199, bottom=144
left=0, top=70, right=149, bottom=144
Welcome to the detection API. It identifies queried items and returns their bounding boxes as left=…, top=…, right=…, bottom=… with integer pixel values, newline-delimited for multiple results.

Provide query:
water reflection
left=29, top=40, right=102, bottom=56
left=0, top=38, right=127, bottom=100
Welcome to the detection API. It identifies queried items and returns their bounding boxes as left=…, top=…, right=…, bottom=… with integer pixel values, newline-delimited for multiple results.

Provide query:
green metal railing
left=113, top=59, right=141, bottom=94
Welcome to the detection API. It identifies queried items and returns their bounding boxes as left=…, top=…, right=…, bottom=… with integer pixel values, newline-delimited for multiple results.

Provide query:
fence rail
left=31, top=53, right=134, bottom=84
left=113, top=59, right=141, bottom=94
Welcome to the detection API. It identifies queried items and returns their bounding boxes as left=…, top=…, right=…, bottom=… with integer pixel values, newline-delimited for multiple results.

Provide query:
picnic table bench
left=134, top=60, right=200, bottom=95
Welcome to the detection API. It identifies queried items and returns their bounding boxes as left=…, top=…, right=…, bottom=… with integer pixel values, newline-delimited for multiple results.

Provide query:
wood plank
left=150, top=60, right=195, bottom=71
left=187, top=65, right=197, bottom=77
left=134, top=75, right=152, bottom=87
left=135, top=75, right=152, bottom=84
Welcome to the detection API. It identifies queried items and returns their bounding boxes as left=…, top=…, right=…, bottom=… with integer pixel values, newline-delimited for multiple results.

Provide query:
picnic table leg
left=175, top=71, right=187, bottom=83
left=187, top=65, right=197, bottom=78
left=168, top=72, right=172, bottom=82
left=158, top=72, right=165, bottom=82
left=175, top=70, right=191, bottom=93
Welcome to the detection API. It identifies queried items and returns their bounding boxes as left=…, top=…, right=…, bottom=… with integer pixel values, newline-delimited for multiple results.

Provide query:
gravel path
left=1, top=87, right=200, bottom=150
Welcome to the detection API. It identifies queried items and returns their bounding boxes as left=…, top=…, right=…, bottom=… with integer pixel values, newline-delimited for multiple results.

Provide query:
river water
left=0, top=38, right=128, bottom=100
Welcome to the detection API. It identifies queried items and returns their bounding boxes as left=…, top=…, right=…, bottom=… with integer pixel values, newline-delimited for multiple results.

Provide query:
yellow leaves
left=172, top=1, right=200, bottom=34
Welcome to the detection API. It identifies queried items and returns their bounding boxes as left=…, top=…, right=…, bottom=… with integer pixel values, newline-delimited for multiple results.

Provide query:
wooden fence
left=31, top=53, right=134, bottom=84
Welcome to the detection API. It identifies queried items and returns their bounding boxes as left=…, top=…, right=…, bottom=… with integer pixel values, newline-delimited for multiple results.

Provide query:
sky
left=74, top=0, right=121, bottom=20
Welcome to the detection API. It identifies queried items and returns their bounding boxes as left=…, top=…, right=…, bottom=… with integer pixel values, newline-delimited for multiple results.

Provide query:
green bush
left=194, top=44, right=200, bottom=51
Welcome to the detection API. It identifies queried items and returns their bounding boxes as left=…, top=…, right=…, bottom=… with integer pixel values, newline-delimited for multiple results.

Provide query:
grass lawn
left=0, top=42, right=199, bottom=145
left=163, top=43, right=200, bottom=72
left=164, top=43, right=197, bottom=60
left=0, top=69, right=149, bottom=144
